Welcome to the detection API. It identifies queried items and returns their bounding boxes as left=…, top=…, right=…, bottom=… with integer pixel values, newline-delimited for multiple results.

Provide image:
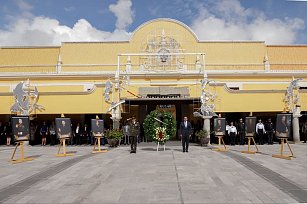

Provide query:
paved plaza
left=0, top=141, right=307, bottom=203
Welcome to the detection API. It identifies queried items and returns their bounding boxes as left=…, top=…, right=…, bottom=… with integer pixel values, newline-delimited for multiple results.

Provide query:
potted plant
left=106, top=129, right=123, bottom=147
left=195, top=129, right=209, bottom=146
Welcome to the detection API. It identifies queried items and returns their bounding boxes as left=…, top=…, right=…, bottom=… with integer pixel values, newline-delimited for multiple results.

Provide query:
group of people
left=223, top=118, right=277, bottom=145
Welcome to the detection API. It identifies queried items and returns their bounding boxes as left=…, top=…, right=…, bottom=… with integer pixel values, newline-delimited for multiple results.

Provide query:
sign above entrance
left=139, top=87, right=189, bottom=98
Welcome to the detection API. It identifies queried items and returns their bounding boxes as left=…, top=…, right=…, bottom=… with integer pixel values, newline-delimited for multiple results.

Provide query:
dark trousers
left=304, top=132, right=307, bottom=143
left=75, top=133, right=81, bottom=145
left=182, top=135, right=189, bottom=152
left=239, top=132, right=245, bottom=145
left=230, top=132, right=236, bottom=145
left=267, top=131, right=273, bottom=145
left=130, top=136, right=137, bottom=152
left=258, top=130, right=264, bottom=145
left=50, top=133, right=56, bottom=145
left=124, top=134, right=129, bottom=145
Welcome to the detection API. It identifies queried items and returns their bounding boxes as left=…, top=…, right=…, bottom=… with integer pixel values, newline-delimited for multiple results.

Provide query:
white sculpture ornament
left=10, top=80, right=44, bottom=116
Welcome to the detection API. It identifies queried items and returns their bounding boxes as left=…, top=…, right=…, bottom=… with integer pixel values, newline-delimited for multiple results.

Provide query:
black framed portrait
left=91, top=119, right=104, bottom=137
left=12, top=116, right=29, bottom=141
left=276, top=114, right=292, bottom=138
left=214, top=118, right=226, bottom=135
left=245, top=117, right=256, bottom=137
left=55, top=118, right=72, bottom=139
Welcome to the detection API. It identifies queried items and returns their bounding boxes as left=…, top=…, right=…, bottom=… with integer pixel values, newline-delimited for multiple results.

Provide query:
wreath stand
left=56, top=138, right=74, bottom=157
left=156, top=141, right=165, bottom=152
left=241, top=134, right=259, bottom=154
left=272, top=137, right=294, bottom=160
left=11, top=141, right=34, bottom=164
left=92, top=136, right=107, bottom=153
left=213, top=132, right=227, bottom=152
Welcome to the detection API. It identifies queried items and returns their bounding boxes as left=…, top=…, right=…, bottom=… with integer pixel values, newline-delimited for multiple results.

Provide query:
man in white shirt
left=256, top=119, right=266, bottom=145
left=228, top=122, right=237, bottom=145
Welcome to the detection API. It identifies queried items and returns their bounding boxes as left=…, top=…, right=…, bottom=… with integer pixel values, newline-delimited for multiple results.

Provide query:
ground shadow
left=140, top=147, right=172, bottom=151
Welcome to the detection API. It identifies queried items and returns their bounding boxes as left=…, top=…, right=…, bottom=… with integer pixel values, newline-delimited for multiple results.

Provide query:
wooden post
left=56, top=138, right=74, bottom=157
left=241, top=137, right=259, bottom=154
left=92, top=137, right=107, bottom=153
left=272, top=138, right=294, bottom=160
left=213, top=135, right=227, bottom=152
left=10, top=141, right=34, bottom=164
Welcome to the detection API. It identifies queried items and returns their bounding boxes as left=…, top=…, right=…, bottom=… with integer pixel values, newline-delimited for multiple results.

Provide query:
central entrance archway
left=122, top=98, right=202, bottom=141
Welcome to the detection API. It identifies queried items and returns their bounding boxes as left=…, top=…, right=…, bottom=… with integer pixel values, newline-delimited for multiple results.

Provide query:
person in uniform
left=129, top=117, right=139, bottom=153
left=265, top=118, right=274, bottom=145
left=256, top=119, right=266, bottom=145
left=228, top=121, right=237, bottom=145
left=29, top=122, right=37, bottom=146
left=81, top=124, right=90, bottom=145
left=49, top=121, right=56, bottom=145
left=179, top=116, right=192, bottom=152
left=40, top=121, right=48, bottom=146
left=74, top=123, right=81, bottom=145
left=123, top=122, right=130, bottom=145
left=302, top=121, right=307, bottom=143
left=0, top=122, right=4, bottom=145
left=237, top=118, right=245, bottom=145
left=5, top=122, right=12, bottom=145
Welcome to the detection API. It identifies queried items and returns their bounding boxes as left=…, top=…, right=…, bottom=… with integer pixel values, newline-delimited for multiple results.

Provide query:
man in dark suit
left=129, top=117, right=139, bottom=153
left=180, top=116, right=192, bottom=152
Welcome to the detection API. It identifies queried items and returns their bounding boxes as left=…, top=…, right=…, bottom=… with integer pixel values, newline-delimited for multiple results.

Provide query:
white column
left=203, top=116, right=212, bottom=145
left=292, top=106, right=301, bottom=143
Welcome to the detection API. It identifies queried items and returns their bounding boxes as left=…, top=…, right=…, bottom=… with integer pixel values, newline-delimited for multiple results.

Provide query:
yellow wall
left=1, top=19, right=307, bottom=115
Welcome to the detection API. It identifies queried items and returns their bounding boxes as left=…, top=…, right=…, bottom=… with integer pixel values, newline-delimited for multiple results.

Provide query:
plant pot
left=200, top=136, right=209, bottom=146
left=107, top=138, right=119, bottom=147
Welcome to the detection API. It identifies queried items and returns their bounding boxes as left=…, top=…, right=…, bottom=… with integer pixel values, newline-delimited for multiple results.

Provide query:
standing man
left=74, top=123, right=81, bottom=145
left=123, top=122, right=130, bottom=145
left=256, top=119, right=266, bottom=145
left=129, top=117, right=139, bottom=153
left=40, top=121, right=48, bottom=146
left=237, top=118, right=245, bottom=145
left=302, top=121, right=307, bottom=143
left=228, top=121, right=237, bottom=146
left=265, top=118, right=274, bottom=145
left=180, top=116, right=192, bottom=153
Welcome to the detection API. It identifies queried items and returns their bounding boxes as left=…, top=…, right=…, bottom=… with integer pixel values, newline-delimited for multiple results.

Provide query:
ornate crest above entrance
left=139, top=29, right=185, bottom=72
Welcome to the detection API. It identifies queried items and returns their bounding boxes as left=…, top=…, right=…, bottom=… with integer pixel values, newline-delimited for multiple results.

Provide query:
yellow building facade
left=1, top=18, right=307, bottom=130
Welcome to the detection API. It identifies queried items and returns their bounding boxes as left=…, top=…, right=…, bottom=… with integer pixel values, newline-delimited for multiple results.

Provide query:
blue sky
left=0, top=0, right=307, bottom=46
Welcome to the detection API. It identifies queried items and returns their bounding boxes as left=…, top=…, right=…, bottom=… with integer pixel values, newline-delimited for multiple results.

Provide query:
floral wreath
left=153, top=127, right=169, bottom=143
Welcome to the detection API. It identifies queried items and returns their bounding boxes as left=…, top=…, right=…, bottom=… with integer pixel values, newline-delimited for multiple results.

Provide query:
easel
left=272, top=136, right=294, bottom=160
left=213, top=132, right=227, bottom=152
left=241, top=134, right=259, bottom=154
left=156, top=141, right=165, bottom=152
left=56, top=138, right=74, bottom=157
left=92, top=136, right=107, bottom=153
left=10, top=140, right=34, bottom=164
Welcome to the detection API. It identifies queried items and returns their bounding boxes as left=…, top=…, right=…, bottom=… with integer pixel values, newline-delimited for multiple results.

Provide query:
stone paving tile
left=0, top=142, right=307, bottom=203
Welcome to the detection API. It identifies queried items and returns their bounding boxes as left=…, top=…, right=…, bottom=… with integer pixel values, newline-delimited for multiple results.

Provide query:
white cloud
left=191, top=0, right=305, bottom=44
left=0, top=0, right=133, bottom=46
left=0, top=17, right=131, bottom=46
left=109, top=0, right=134, bottom=30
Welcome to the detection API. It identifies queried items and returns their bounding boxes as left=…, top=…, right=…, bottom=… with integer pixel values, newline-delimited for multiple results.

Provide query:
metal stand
left=92, top=137, right=107, bottom=153
left=56, top=138, right=74, bottom=157
left=10, top=141, right=34, bottom=164
left=272, top=137, right=294, bottom=160
left=156, top=142, right=165, bottom=152
left=213, top=135, right=227, bottom=152
left=241, top=137, right=259, bottom=154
